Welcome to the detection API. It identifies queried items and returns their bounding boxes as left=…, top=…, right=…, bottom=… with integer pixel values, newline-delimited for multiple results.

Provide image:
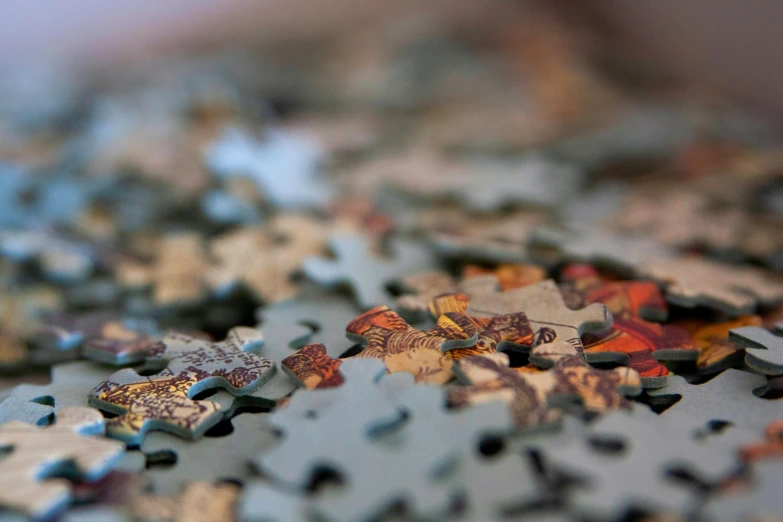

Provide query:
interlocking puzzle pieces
left=448, top=345, right=641, bottom=429
left=284, top=305, right=479, bottom=387
left=207, top=215, right=329, bottom=304
left=729, top=325, right=783, bottom=375
left=206, top=126, right=333, bottom=209
left=678, top=316, right=763, bottom=374
left=461, top=277, right=613, bottom=354
left=0, top=407, right=124, bottom=520
left=648, top=370, right=783, bottom=433
left=88, top=327, right=275, bottom=444
left=560, top=264, right=698, bottom=388
left=141, top=413, right=278, bottom=495
left=258, top=358, right=514, bottom=522
left=541, top=407, right=749, bottom=520
left=303, top=233, right=438, bottom=310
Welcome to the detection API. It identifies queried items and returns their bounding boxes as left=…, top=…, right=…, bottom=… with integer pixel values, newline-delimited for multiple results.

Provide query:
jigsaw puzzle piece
left=346, top=304, right=479, bottom=384
left=240, top=482, right=308, bottom=522
left=678, top=316, right=763, bottom=374
left=0, top=396, right=53, bottom=426
left=0, top=407, right=124, bottom=520
left=282, top=343, right=344, bottom=390
left=304, top=233, right=437, bottom=310
left=648, top=370, right=782, bottom=432
left=543, top=406, right=748, bottom=521
left=729, top=325, right=783, bottom=375
left=637, top=257, right=783, bottom=316
left=12, top=360, right=118, bottom=410
left=88, top=328, right=275, bottom=444
left=462, top=277, right=612, bottom=354
left=141, top=413, right=278, bottom=495
left=133, top=481, right=240, bottom=522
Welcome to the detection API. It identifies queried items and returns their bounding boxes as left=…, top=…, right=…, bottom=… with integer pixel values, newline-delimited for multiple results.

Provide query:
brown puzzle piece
left=134, top=481, right=240, bottom=522
left=677, top=316, right=763, bottom=373
left=88, top=327, right=275, bottom=444
left=282, top=343, right=345, bottom=390
left=0, top=407, right=124, bottom=519
left=448, top=343, right=641, bottom=428
left=560, top=264, right=698, bottom=387
left=208, top=214, right=328, bottom=303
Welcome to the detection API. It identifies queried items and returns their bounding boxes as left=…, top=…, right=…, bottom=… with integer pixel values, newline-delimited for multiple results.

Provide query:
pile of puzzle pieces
left=1, top=8, right=782, bottom=522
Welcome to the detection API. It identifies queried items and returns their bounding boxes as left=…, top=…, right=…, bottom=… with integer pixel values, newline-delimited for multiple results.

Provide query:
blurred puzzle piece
left=729, top=325, right=783, bottom=375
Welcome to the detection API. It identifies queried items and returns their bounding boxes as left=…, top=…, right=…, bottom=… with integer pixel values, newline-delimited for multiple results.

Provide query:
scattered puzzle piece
left=282, top=343, right=344, bottom=390
left=134, top=481, right=240, bottom=522
left=0, top=407, right=124, bottom=520
left=304, top=233, right=437, bottom=310
left=0, top=396, right=53, bottom=426
left=677, top=316, right=763, bottom=374
left=729, top=325, right=783, bottom=375
left=12, top=360, right=118, bottom=410
left=88, top=327, right=275, bottom=444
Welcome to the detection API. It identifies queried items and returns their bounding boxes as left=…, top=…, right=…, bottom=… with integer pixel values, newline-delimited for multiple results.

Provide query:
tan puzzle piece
left=637, top=257, right=783, bottom=315
left=0, top=407, right=124, bottom=519
left=134, top=481, right=240, bottom=522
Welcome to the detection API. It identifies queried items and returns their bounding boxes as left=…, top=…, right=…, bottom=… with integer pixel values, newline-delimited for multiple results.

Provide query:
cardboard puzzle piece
left=448, top=345, right=641, bottom=429
left=703, top=461, right=783, bottom=522
left=678, top=316, right=763, bottom=374
left=345, top=304, right=479, bottom=384
left=636, top=257, right=783, bottom=316
left=282, top=343, right=345, bottom=390
left=311, top=385, right=512, bottom=522
left=460, top=277, right=612, bottom=354
left=206, top=126, right=333, bottom=209
left=141, top=413, right=278, bottom=495
left=560, top=264, right=698, bottom=388
left=207, top=215, right=329, bottom=303
left=88, top=327, right=275, bottom=444
left=648, top=370, right=783, bottom=432
left=0, top=396, right=53, bottom=426
left=739, top=419, right=783, bottom=462
left=118, top=233, right=209, bottom=308
left=239, top=482, right=307, bottom=522
left=0, top=407, right=124, bottom=520
left=12, top=361, right=118, bottom=410
left=543, top=407, right=748, bottom=520
left=303, top=233, right=437, bottom=310
left=133, top=481, right=240, bottom=522
left=729, top=325, right=783, bottom=375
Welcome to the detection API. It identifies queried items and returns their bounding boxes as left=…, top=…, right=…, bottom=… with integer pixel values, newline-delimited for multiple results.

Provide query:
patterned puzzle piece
left=133, top=481, right=240, bottom=522
left=303, top=233, right=437, bottom=310
left=460, top=277, right=612, bottom=354
left=648, top=370, right=783, bottom=432
left=543, top=407, right=749, bottom=520
left=448, top=344, right=641, bottom=428
left=0, top=407, right=124, bottom=520
left=636, top=257, right=783, bottom=316
left=283, top=305, right=479, bottom=387
left=207, top=215, right=329, bottom=303
left=560, top=264, right=698, bottom=388
left=88, top=327, right=275, bottom=444
left=729, top=325, right=783, bottom=375
left=678, top=316, right=763, bottom=374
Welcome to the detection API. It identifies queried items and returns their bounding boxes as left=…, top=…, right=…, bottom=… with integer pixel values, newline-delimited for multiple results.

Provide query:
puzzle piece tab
left=729, top=325, right=783, bottom=375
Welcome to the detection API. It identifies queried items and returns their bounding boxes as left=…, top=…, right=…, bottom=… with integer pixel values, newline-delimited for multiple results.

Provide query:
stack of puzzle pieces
left=0, top=8, right=782, bottom=522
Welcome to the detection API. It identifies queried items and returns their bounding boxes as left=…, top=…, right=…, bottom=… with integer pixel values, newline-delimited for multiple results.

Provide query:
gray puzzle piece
left=304, top=234, right=437, bottom=310
left=141, top=413, right=278, bottom=495
left=703, top=461, right=783, bottom=522
left=729, top=326, right=783, bottom=375
left=240, top=482, right=308, bottom=522
left=648, top=370, right=782, bottom=432
left=0, top=397, right=53, bottom=426
left=11, top=361, right=118, bottom=410
left=542, top=406, right=748, bottom=520
left=253, top=290, right=361, bottom=399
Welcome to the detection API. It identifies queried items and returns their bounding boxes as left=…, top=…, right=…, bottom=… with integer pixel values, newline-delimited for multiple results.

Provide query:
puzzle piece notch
left=0, top=397, right=53, bottom=426
left=0, top=407, right=124, bottom=520
left=88, top=327, right=275, bottom=444
left=304, top=233, right=437, bottom=310
left=729, top=325, right=783, bottom=375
